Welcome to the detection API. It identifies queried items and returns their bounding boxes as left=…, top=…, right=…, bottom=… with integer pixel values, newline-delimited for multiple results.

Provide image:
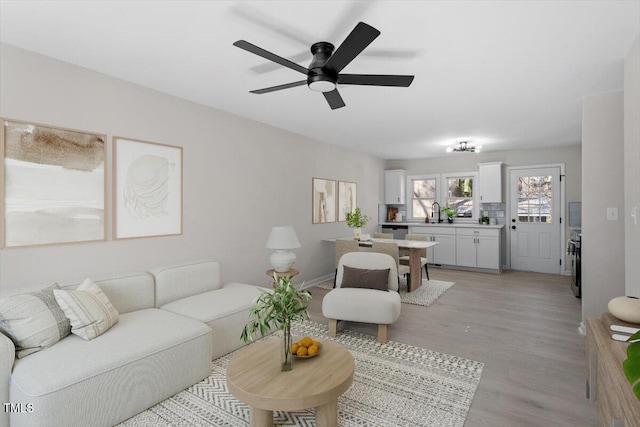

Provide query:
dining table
left=332, top=237, right=439, bottom=292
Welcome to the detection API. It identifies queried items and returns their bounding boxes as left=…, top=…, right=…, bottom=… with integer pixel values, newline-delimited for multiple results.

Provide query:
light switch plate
left=607, top=207, right=619, bottom=221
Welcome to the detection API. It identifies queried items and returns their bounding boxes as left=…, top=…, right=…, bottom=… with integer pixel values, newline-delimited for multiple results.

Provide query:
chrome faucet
left=432, top=202, right=442, bottom=223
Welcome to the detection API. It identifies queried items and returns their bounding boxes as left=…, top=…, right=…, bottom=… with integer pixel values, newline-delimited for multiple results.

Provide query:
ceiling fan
left=233, top=22, right=414, bottom=110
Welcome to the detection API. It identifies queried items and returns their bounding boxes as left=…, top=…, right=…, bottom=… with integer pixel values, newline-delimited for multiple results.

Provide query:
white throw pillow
left=0, top=284, right=71, bottom=358
left=54, top=278, right=119, bottom=340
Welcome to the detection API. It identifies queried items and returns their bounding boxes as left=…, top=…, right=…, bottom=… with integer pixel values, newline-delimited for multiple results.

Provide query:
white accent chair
left=322, top=252, right=401, bottom=343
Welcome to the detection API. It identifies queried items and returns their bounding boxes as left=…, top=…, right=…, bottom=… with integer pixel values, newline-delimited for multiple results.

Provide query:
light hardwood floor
left=306, top=268, right=597, bottom=427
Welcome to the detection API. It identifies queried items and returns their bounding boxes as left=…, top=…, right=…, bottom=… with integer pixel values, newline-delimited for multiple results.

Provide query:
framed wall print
left=113, top=137, right=183, bottom=239
left=338, top=181, right=357, bottom=222
left=312, top=178, right=336, bottom=224
left=1, top=119, right=106, bottom=248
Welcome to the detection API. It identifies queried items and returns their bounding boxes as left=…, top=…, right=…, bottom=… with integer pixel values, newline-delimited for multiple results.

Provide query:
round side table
left=226, top=338, right=354, bottom=427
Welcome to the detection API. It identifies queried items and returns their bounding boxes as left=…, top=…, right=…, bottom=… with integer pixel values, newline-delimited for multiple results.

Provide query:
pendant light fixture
left=446, top=141, right=482, bottom=153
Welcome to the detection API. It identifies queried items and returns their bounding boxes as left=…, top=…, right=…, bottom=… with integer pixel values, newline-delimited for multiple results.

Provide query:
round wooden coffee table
left=226, top=337, right=354, bottom=427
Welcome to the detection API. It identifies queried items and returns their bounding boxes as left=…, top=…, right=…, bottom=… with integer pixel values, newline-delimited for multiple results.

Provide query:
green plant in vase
left=345, top=207, right=370, bottom=239
left=241, top=273, right=311, bottom=371
left=623, top=331, right=640, bottom=400
left=442, top=204, right=457, bottom=223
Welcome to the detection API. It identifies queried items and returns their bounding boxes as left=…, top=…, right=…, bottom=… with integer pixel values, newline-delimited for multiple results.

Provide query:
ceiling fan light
left=446, top=147, right=454, bottom=153
left=308, top=80, right=336, bottom=93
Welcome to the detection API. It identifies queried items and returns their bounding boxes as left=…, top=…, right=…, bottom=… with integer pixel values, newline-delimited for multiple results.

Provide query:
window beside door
left=446, top=176, right=474, bottom=218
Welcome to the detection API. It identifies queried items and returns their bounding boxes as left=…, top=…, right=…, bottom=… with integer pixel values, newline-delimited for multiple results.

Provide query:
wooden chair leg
left=328, top=319, right=338, bottom=337
left=377, top=324, right=388, bottom=343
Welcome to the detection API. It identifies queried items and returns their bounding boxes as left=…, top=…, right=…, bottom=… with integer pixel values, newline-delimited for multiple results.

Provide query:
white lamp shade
left=266, top=226, right=301, bottom=249
left=266, top=226, right=301, bottom=272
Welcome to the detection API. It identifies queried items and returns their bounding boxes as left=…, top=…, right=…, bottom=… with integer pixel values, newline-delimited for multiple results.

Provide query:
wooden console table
left=585, top=317, right=640, bottom=427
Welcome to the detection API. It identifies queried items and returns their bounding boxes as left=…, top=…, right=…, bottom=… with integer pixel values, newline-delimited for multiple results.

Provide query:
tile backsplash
left=481, top=203, right=506, bottom=225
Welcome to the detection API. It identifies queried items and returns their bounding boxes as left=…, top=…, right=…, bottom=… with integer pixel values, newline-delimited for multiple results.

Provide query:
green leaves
left=345, top=207, right=370, bottom=228
left=623, top=331, right=640, bottom=401
left=240, top=274, right=311, bottom=343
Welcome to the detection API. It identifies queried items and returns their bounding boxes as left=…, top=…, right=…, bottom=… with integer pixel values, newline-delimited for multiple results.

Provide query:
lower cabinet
left=585, top=317, right=640, bottom=427
left=409, top=227, right=456, bottom=265
left=455, top=228, right=500, bottom=269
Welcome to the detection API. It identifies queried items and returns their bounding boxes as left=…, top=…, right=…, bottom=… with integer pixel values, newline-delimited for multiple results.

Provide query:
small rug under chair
left=119, top=320, right=483, bottom=427
left=315, top=278, right=455, bottom=307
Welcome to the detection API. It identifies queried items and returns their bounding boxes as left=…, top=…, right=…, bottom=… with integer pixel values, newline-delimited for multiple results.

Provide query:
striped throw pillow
left=0, top=284, right=71, bottom=358
left=54, top=278, right=119, bottom=340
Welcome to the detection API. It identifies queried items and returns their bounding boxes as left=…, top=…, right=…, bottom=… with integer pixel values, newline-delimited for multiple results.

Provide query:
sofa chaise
left=0, top=260, right=269, bottom=427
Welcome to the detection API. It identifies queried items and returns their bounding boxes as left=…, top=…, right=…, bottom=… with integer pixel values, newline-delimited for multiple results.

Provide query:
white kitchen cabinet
left=455, top=228, right=500, bottom=269
left=409, top=226, right=456, bottom=265
left=478, top=162, right=503, bottom=203
left=384, top=170, right=406, bottom=204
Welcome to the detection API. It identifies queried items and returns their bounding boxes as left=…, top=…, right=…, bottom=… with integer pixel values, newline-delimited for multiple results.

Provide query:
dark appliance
left=569, top=231, right=581, bottom=298
left=381, top=224, right=408, bottom=240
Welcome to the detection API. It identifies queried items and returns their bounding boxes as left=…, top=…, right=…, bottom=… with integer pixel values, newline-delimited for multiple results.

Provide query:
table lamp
left=266, top=226, right=301, bottom=272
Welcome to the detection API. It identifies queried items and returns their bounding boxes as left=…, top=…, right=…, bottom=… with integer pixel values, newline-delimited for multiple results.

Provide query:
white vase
left=353, top=227, right=362, bottom=239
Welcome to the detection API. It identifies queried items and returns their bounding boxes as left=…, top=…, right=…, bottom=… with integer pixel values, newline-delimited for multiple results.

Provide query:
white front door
left=509, top=167, right=562, bottom=274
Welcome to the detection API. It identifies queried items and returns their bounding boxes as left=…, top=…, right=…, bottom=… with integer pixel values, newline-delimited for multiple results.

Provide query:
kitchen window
left=410, top=175, right=437, bottom=219
left=444, top=175, right=475, bottom=218
left=407, top=172, right=478, bottom=221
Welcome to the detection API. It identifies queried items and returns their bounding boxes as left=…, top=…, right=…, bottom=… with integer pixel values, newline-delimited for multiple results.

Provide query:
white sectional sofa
left=0, top=260, right=269, bottom=427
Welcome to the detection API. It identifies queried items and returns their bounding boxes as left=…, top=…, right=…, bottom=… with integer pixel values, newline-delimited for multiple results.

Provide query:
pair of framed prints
left=312, top=178, right=357, bottom=224
left=0, top=119, right=182, bottom=249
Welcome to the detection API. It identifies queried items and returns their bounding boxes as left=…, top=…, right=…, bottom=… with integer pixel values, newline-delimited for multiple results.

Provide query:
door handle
left=511, top=225, right=516, bottom=230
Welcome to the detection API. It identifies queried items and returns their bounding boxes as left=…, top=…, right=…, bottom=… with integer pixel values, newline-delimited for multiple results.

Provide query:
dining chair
left=399, top=234, right=429, bottom=281
left=373, top=232, right=393, bottom=239
left=371, top=241, right=411, bottom=286
left=334, top=239, right=360, bottom=287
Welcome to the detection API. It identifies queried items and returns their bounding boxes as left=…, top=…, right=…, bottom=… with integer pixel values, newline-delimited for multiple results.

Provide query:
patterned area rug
left=315, top=278, right=455, bottom=307
left=119, top=320, right=483, bottom=427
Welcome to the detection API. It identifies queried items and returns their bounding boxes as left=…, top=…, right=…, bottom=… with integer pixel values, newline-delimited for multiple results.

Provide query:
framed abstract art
left=112, top=137, right=183, bottom=239
left=1, top=119, right=106, bottom=248
left=312, top=178, right=336, bottom=224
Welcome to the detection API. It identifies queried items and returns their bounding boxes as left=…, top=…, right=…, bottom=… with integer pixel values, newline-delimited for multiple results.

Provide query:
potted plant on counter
left=345, top=207, right=370, bottom=239
left=442, top=204, right=457, bottom=223
left=241, top=273, right=311, bottom=371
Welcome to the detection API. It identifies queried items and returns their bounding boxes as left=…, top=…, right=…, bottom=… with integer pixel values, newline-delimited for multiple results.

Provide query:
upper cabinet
left=384, top=170, right=406, bottom=204
left=478, top=162, right=503, bottom=203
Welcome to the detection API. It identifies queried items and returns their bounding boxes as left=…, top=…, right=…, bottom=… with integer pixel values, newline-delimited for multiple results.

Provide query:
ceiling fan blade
left=233, top=40, right=309, bottom=75
left=322, top=22, right=380, bottom=74
left=323, top=89, right=346, bottom=110
left=249, top=80, right=307, bottom=94
left=338, top=74, right=414, bottom=87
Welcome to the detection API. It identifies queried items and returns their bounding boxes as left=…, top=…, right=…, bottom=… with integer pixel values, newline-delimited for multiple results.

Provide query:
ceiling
left=1, top=1, right=639, bottom=160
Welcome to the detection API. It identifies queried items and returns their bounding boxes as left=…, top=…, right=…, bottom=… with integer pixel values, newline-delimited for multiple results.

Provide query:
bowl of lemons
left=291, top=336, right=320, bottom=358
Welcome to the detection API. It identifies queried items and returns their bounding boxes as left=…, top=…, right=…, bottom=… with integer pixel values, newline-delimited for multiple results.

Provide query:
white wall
left=624, top=35, right=640, bottom=297
left=581, top=91, right=625, bottom=320
left=0, top=44, right=384, bottom=290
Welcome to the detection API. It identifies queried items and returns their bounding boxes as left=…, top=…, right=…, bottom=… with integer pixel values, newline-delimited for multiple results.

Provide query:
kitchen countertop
left=379, top=221, right=505, bottom=229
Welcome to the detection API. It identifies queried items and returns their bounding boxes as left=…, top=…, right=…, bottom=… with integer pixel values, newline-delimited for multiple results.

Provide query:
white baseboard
left=298, top=274, right=334, bottom=290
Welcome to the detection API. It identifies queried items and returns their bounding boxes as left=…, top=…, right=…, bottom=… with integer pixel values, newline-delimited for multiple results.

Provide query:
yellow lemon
left=300, top=336, right=313, bottom=347
left=308, top=345, right=319, bottom=356
left=291, top=343, right=299, bottom=354
left=296, top=346, right=308, bottom=356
